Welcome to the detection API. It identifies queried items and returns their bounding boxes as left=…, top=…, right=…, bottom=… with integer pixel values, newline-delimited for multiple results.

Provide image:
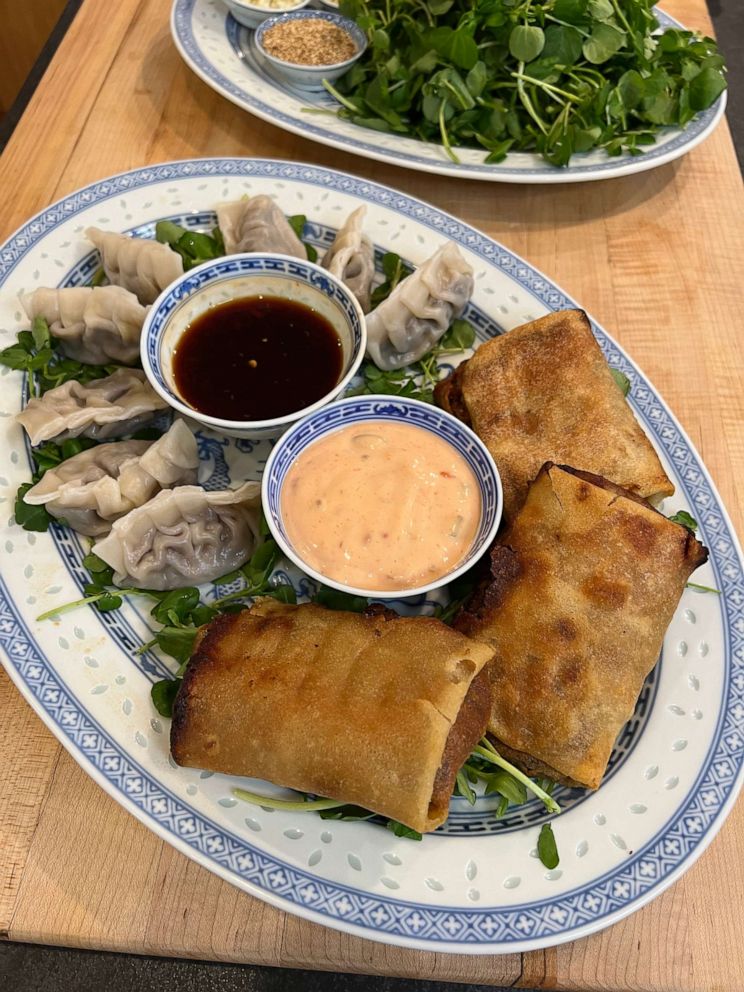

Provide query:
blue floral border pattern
left=172, top=0, right=725, bottom=180
left=1, top=159, right=743, bottom=950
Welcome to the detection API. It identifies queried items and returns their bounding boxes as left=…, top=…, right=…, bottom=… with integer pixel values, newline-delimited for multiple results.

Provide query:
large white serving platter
left=0, top=159, right=742, bottom=953
left=171, top=1, right=726, bottom=184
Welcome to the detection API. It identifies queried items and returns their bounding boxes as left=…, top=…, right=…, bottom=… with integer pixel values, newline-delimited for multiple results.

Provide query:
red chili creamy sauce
left=280, top=421, right=481, bottom=591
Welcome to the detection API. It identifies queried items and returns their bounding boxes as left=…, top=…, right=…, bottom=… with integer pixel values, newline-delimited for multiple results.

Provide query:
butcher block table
left=1, top=0, right=743, bottom=988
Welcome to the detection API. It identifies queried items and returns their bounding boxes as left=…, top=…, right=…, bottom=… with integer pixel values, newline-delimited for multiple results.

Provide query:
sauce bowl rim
left=140, top=251, right=367, bottom=431
left=262, top=394, right=504, bottom=600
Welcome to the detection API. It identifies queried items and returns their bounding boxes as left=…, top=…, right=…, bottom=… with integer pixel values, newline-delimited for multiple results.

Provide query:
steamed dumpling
left=365, top=242, right=474, bottom=371
left=23, top=420, right=199, bottom=536
left=93, top=482, right=262, bottom=590
left=20, top=285, right=148, bottom=365
left=216, top=196, right=305, bottom=258
left=321, top=206, right=374, bottom=313
left=86, top=227, right=184, bottom=305
left=16, top=368, right=169, bottom=446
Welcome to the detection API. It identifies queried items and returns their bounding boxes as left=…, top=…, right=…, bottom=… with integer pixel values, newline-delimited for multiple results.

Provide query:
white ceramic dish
left=171, top=1, right=726, bottom=184
left=0, top=158, right=742, bottom=953
left=262, top=396, right=503, bottom=598
left=223, top=0, right=310, bottom=30
left=140, top=252, right=366, bottom=440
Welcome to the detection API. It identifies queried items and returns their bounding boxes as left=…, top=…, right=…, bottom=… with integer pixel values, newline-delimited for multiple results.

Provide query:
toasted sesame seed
left=263, top=19, right=357, bottom=67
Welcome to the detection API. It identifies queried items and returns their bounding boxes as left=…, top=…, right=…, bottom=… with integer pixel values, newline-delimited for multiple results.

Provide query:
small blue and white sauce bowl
left=254, top=10, right=367, bottom=91
left=262, top=395, right=504, bottom=600
left=140, top=253, right=366, bottom=441
left=224, top=0, right=311, bottom=31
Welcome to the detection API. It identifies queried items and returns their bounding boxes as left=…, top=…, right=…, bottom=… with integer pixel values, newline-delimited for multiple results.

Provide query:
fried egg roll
left=435, top=309, right=673, bottom=522
left=171, top=600, right=495, bottom=833
left=456, top=464, right=707, bottom=790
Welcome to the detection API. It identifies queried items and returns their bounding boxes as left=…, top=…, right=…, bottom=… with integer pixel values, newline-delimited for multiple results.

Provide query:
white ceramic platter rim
left=0, top=158, right=742, bottom=955
left=170, top=0, right=726, bottom=184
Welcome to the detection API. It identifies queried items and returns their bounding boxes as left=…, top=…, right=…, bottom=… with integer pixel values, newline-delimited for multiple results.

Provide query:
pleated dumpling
left=215, top=196, right=305, bottom=258
left=321, top=206, right=375, bottom=313
left=23, top=420, right=199, bottom=536
left=20, top=285, right=148, bottom=365
left=16, top=368, right=169, bottom=446
left=93, top=482, right=262, bottom=590
left=365, top=241, right=474, bottom=371
left=86, top=227, right=184, bottom=305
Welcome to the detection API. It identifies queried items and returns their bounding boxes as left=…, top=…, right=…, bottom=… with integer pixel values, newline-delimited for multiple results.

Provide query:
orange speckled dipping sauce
left=281, top=421, right=481, bottom=592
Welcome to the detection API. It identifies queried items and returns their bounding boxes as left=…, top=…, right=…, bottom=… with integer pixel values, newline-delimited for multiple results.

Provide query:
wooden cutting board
left=1, top=0, right=743, bottom=987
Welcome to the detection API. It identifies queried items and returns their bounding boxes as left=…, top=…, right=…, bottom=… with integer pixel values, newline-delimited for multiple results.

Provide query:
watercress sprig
left=0, top=317, right=116, bottom=397
left=155, top=221, right=224, bottom=270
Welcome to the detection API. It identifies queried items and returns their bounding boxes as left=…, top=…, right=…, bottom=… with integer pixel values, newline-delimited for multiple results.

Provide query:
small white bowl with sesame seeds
left=224, top=0, right=311, bottom=31
left=254, top=10, right=367, bottom=91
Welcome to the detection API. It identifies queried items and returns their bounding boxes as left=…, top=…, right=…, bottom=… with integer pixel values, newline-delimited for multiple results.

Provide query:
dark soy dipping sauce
left=173, top=296, right=343, bottom=421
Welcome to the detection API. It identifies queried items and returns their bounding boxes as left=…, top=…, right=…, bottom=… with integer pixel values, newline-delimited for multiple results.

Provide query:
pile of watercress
left=333, top=0, right=727, bottom=166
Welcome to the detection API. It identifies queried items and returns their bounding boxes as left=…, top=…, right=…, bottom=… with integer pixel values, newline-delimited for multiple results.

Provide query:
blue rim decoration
left=171, top=1, right=726, bottom=182
left=262, top=396, right=503, bottom=597
left=1, top=159, right=743, bottom=953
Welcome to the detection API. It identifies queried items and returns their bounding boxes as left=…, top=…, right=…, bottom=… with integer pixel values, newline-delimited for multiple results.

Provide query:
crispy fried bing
left=456, top=464, right=707, bottom=790
left=435, top=310, right=674, bottom=522
left=171, top=599, right=495, bottom=833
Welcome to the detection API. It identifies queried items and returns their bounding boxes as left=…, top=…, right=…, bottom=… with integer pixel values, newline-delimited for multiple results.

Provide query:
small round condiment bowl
left=140, top=253, right=366, bottom=441
left=224, top=0, right=311, bottom=31
left=262, top=395, right=504, bottom=600
left=254, top=10, right=367, bottom=91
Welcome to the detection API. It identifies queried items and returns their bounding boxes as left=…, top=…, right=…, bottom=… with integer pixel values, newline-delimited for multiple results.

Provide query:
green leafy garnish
left=13, top=482, right=52, bottom=533
left=610, top=367, right=631, bottom=396
left=151, top=678, right=181, bottom=718
left=13, top=438, right=102, bottom=534
left=314, top=585, right=369, bottom=613
left=155, top=220, right=223, bottom=270
left=333, top=0, right=727, bottom=166
left=386, top=820, right=423, bottom=841
left=286, top=214, right=319, bottom=263
left=0, top=318, right=116, bottom=398
left=537, top=822, right=560, bottom=869
left=88, top=265, right=107, bottom=288
left=668, top=510, right=698, bottom=532
left=369, top=251, right=414, bottom=308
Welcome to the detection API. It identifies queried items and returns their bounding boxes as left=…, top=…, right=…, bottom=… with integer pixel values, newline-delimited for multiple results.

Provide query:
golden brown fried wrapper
left=456, top=464, right=707, bottom=790
left=171, top=600, right=495, bottom=833
left=435, top=309, right=674, bottom=522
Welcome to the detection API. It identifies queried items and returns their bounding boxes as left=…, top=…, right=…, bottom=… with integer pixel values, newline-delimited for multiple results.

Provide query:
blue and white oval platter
left=0, top=158, right=742, bottom=953
left=171, top=1, right=726, bottom=184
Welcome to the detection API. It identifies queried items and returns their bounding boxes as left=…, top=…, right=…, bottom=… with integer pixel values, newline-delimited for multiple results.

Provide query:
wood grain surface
left=1, top=0, right=743, bottom=988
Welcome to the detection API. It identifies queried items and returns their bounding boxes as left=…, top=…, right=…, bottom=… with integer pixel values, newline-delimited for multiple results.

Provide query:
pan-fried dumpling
left=365, top=241, right=474, bottom=371
left=93, top=482, right=262, bottom=590
left=215, top=196, right=305, bottom=258
left=23, top=420, right=199, bottom=536
left=20, top=285, right=148, bottom=365
left=16, top=368, right=169, bottom=446
left=85, top=227, right=184, bottom=305
left=321, top=206, right=375, bottom=313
